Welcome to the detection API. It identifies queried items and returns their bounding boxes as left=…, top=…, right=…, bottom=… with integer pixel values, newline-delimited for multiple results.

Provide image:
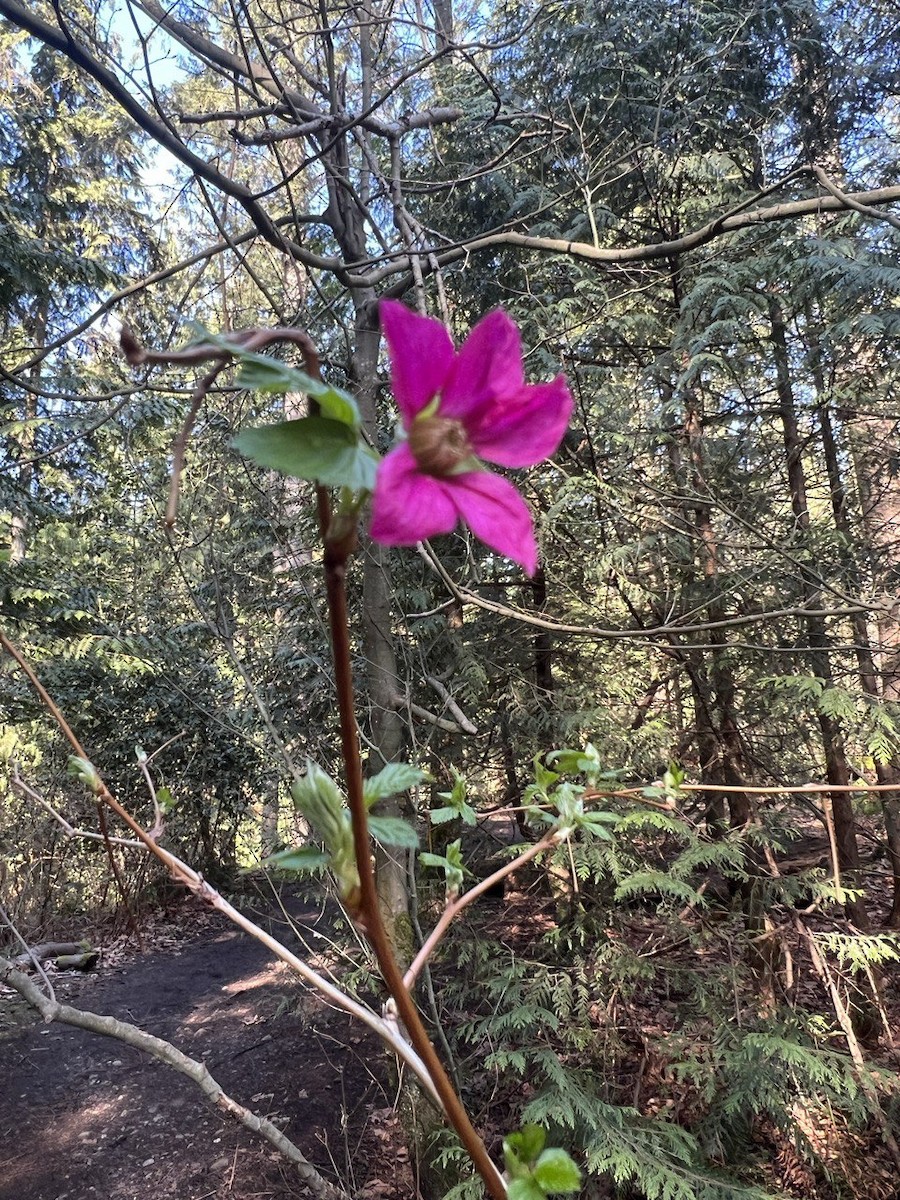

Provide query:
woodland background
left=2, top=1, right=900, bottom=1198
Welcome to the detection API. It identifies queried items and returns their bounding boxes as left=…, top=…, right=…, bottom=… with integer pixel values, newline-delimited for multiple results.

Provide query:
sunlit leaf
left=234, top=417, right=378, bottom=489
left=367, top=815, right=419, bottom=847
left=261, top=845, right=330, bottom=872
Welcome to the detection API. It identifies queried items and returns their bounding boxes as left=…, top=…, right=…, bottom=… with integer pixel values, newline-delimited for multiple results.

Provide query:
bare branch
left=178, top=103, right=291, bottom=125
left=424, top=676, right=477, bottom=735
left=404, top=832, right=561, bottom=991
left=416, top=543, right=882, bottom=641
left=390, top=692, right=469, bottom=734
left=4, top=942, right=86, bottom=970
left=369, top=180, right=900, bottom=285
left=12, top=770, right=143, bottom=848
left=0, top=0, right=344, bottom=275
left=811, top=166, right=900, bottom=232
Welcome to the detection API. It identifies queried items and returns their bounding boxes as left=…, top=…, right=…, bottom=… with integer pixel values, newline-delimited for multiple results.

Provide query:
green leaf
left=67, top=755, right=101, bottom=795
left=236, top=360, right=361, bottom=427
left=156, top=786, right=175, bottom=814
left=533, top=1148, right=581, bottom=1193
left=367, top=815, right=419, bottom=848
left=507, top=1181, right=545, bottom=1200
left=445, top=771, right=467, bottom=807
left=661, top=762, right=685, bottom=795
left=419, top=852, right=450, bottom=869
left=312, top=386, right=361, bottom=428
left=579, top=810, right=619, bottom=839
left=547, top=743, right=602, bottom=779
left=428, top=805, right=459, bottom=825
left=262, top=845, right=329, bottom=872
left=504, top=1124, right=546, bottom=1171
left=583, top=809, right=619, bottom=824
left=433, top=769, right=477, bottom=824
left=364, top=762, right=428, bottom=807
left=233, top=417, right=378, bottom=489
left=578, top=819, right=614, bottom=840
left=232, top=356, right=307, bottom=393
left=290, top=760, right=348, bottom=849
left=532, top=756, right=560, bottom=794
left=420, top=840, right=466, bottom=896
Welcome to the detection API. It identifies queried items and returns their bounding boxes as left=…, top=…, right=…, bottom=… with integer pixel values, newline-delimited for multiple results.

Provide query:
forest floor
left=0, top=884, right=414, bottom=1200
left=2, top=833, right=900, bottom=1200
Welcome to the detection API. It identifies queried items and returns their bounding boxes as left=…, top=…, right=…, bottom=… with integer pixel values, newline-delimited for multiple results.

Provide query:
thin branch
left=811, top=166, right=900, bottom=232
left=0, top=0, right=341, bottom=275
left=366, top=181, right=900, bottom=284
left=673, top=781, right=900, bottom=797
left=178, top=102, right=290, bottom=124
left=119, top=324, right=320, bottom=528
left=424, top=676, right=477, bottom=735
left=12, top=770, right=143, bottom=848
left=390, top=692, right=471, bottom=734
left=0, top=900, right=57, bottom=1001
left=416, top=542, right=879, bottom=640
left=793, top=923, right=900, bottom=1171
left=404, top=832, right=561, bottom=991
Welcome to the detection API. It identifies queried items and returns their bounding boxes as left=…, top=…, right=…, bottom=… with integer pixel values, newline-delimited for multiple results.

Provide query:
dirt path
left=0, top=890, right=410, bottom=1200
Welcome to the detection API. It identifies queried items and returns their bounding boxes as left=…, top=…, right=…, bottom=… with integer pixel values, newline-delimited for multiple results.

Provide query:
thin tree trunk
left=683, top=393, right=750, bottom=828
left=531, top=566, right=555, bottom=698
left=769, top=295, right=868, bottom=928
left=673, top=373, right=779, bottom=998
left=9, top=301, right=47, bottom=564
left=810, top=332, right=900, bottom=926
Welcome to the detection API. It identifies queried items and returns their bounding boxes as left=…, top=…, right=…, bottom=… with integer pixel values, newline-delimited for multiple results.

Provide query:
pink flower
left=369, top=301, right=572, bottom=575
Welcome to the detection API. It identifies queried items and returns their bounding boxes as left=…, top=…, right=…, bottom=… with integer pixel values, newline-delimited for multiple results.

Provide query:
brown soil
left=0, top=887, right=414, bottom=1200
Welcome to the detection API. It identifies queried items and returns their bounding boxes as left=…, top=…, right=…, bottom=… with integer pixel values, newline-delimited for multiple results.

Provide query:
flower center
left=408, top=415, right=473, bottom=477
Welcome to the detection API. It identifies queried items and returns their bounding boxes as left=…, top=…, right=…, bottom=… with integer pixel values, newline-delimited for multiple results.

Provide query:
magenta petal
left=380, top=300, right=455, bottom=425
left=440, top=310, right=524, bottom=425
left=369, top=443, right=458, bottom=545
left=450, top=471, right=538, bottom=575
left=470, top=375, right=573, bottom=468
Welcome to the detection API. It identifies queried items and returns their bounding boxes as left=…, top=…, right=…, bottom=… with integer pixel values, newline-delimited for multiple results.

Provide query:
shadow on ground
left=0, top=886, right=409, bottom=1200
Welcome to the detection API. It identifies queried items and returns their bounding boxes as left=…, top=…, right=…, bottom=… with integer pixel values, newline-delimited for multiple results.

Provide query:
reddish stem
left=319, top=547, right=505, bottom=1198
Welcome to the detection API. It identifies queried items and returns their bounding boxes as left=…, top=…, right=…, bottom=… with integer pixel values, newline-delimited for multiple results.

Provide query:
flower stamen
left=408, top=415, right=473, bottom=477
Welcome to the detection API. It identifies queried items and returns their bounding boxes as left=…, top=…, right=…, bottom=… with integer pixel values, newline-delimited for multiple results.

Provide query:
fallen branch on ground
left=6, top=942, right=88, bottom=969
left=0, top=959, right=351, bottom=1200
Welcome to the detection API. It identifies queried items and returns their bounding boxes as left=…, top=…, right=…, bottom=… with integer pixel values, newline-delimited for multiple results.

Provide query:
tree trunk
left=433, top=0, right=453, bottom=51
left=531, top=566, right=555, bottom=699
left=9, top=301, right=46, bottom=564
left=683, top=392, right=750, bottom=828
left=841, top=409, right=900, bottom=926
left=769, top=295, right=868, bottom=928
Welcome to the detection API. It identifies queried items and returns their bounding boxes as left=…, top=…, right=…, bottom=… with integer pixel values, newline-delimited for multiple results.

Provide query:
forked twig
left=120, top=324, right=321, bottom=527
left=404, top=832, right=563, bottom=991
